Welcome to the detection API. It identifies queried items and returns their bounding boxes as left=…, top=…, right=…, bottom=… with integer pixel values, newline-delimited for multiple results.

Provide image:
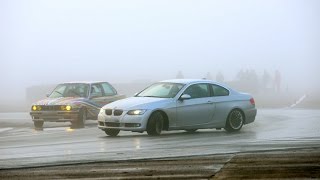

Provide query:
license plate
left=107, top=117, right=119, bottom=123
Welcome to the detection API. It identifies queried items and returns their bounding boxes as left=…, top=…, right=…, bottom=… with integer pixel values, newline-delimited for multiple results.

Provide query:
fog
left=1, top=0, right=319, bottom=108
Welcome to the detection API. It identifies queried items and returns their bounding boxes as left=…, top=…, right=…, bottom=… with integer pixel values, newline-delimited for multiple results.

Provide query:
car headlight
left=66, top=105, right=72, bottom=111
left=60, top=105, right=72, bottom=111
left=127, top=109, right=146, bottom=115
left=32, top=105, right=41, bottom=111
left=32, top=105, right=37, bottom=111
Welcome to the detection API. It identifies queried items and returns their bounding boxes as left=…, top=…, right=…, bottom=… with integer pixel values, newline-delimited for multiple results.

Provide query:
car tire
left=225, top=109, right=244, bottom=132
left=105, top=129, right=120, bottom=137
left=147, top=111, right=164, bottom=136
left=34, top=121, right=44, bottom=129
left=185, top=129, right=197, bottom=133
left=72, top=108, right=86, bottom=129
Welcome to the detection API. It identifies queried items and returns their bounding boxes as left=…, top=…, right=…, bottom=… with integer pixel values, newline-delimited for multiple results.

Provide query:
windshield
left=49, top=83, right=89, bottom=98
left=136, top=82, right=184, bottom=98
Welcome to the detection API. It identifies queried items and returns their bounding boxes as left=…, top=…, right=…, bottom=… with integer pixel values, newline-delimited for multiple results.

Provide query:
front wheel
left=71, top=109, right=86, bottom=129
left=34, top=121, right=44, bottom=129
left=105, top=129, right=120, bottom=137
left=225, top=109, right=244, bottom=132
left=147, top=112, right=164, bottom=136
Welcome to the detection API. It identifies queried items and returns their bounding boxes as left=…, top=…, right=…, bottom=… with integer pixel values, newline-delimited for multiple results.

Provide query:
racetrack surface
left=0, top=109, right=320, bottom=179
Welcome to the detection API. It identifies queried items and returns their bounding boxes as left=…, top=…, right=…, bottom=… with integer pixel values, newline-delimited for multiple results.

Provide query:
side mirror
left=46, top=93, right=50, bottom=97
left=179, top=94, right=191, bottom=101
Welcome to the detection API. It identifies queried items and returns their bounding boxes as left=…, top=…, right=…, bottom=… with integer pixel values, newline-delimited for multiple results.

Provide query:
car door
left=90, top=83, right=118, bottom=107
left=209, top=84, right=231, bottom=125
left=176, top=83, right=215, bottom=127
left=89, top=83, right=106, bottom=107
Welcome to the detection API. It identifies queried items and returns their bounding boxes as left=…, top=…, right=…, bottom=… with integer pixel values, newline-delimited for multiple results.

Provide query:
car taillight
left=250, top=98, right=255, bottom=105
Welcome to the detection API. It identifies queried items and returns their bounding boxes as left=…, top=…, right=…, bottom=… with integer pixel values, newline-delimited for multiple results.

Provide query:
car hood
left=33, top=97, right=86, bottom=106
left=102, top=97, right=171, bottom=110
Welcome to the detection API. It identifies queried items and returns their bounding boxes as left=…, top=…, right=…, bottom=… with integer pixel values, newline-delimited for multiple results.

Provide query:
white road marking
left=290, top=94, right=307, bottom=108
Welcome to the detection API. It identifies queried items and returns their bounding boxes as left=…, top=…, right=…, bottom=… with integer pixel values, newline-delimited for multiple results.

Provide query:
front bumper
left=30, top=111, right=79, bottom=122
left=97, top=110, right=151, bottom=132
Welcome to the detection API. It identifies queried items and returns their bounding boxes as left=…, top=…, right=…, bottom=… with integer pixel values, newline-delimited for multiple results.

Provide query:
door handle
left=207, top=101, right=214, bottom=104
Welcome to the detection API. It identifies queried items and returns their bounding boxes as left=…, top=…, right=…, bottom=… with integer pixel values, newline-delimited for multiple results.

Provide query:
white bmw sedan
left=98, top=79, right=257, bottom=136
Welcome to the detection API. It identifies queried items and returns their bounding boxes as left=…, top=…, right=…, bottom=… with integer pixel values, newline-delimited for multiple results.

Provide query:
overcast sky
left=1, top=0, right=319, bottom=100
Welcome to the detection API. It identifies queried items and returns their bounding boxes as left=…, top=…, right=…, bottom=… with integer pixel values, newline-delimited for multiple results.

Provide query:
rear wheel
left=105, top=129, right=120, bottom=137
left=34, top=121, right=43, bottom=129
left=71, top=109, right=86, bottom=129
left=147, top=112, right=164, bottom=136
left=225, top=109, right=244, bottom=132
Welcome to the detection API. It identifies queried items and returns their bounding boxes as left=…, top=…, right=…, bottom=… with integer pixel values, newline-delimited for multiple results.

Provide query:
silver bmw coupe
left=98, top=79, right=257, bottom=136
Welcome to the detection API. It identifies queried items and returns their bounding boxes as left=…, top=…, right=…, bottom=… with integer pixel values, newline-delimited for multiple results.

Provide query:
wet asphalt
left=0, top=109, right=320, bottom=179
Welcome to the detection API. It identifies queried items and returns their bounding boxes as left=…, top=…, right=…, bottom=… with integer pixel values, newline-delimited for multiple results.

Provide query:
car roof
left=61, top=81, right=108, bottom=84
left=160, top=79, right=220, bottom=85
left=160, top=79, right=237, bottom=94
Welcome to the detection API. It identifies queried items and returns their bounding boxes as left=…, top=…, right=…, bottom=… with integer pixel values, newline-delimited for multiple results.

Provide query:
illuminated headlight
left=61, top=105, right=72, bottom=111
left=31, top=105, right=42, bottom=111
left=66, top=105, right=71, bottom=111
left=127, top=110, right=146, bottom=115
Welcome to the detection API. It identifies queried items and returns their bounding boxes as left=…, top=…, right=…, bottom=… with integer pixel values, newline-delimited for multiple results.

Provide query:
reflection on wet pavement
left=0, top=109, right=320, bottom=169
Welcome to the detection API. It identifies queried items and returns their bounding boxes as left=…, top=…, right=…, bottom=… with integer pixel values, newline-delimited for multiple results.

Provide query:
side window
left=101, top=83, right=117, bottom=96
left=184, top=84, right=210, bottom=99
left=90, top=84, right=103, bottom=97
left=211, top=84, right=229, bottom=96
left=74, top=84, right=89, bottom=97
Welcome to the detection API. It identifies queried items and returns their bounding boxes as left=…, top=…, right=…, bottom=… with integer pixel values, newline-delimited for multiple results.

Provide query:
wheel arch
left=149, top=109, right=169, bottom=131
left=227, top=107, right=246, bottom=124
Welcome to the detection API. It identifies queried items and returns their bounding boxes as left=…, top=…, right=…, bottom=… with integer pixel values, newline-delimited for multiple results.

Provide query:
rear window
left=211, top=84, right=229, bottom=96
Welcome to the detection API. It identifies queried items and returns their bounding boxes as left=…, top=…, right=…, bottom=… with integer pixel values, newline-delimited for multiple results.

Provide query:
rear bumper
left=30, top=111, right=79, bottom=122
left=244, top=108, right=257, bottom=124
